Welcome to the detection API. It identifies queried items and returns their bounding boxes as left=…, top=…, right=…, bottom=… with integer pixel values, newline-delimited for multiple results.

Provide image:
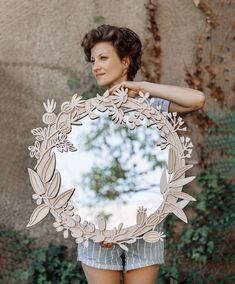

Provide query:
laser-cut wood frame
left=27, top=88, right=196, bottom=251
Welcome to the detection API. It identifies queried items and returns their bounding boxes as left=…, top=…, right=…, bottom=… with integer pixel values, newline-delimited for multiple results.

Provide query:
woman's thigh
left=123, top=264, right=160, bottom=284
left=82, top=263, right=121, bottom=284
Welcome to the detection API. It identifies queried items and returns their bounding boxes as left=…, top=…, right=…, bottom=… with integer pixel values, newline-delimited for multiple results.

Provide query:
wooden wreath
left=27, top=88, right=196, bottom=251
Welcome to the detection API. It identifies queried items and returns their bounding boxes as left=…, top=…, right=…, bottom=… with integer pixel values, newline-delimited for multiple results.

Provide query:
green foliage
left=80, top=78, right=100, bottom=100
left=93, top=16, right=105, bottom=24
left=0, top=228, right=86, bottom=284
left=158, top=265, right=179, bottom=284
left=67, top=76, right=81, bottom=91
left=158, top=108, right=235, bottom=283
left=67, top=70, right=100, bottom=99
left=181, top=169, right=234, bottom=264
left=83, top=157, right=128, bottom=200
left=204, top=110, right=235, bottom=179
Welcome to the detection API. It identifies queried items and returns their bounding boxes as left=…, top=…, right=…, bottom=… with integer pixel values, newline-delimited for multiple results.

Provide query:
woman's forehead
left=91, top=41, right=116, bottom=57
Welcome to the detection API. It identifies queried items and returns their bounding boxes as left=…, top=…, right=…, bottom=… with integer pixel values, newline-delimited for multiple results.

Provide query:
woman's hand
left=109, top=81, right=144, bottom=97
left=99, top=241, right=113, bottom=248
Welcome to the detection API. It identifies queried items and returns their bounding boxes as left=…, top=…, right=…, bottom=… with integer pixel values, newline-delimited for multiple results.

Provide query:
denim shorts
left=77, top=224, right=164, bottom=272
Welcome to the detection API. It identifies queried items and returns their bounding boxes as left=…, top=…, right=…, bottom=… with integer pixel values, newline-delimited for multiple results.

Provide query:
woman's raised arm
left=109, top=81, right=206, bottom=114
left=141, top=81, right=205, bottom=114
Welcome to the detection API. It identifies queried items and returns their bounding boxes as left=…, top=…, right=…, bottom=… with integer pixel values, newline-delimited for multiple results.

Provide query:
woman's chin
left=96, top=79, right=112, bottom=88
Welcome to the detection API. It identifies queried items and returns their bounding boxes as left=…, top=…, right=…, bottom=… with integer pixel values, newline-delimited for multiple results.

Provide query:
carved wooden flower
left=61, top=93, right=85, bottom=113
left=112, top=87, right=128, bottom=107
left=28, top=141, right=41, bottom=159
left=42, top=99, right=56, bottom=125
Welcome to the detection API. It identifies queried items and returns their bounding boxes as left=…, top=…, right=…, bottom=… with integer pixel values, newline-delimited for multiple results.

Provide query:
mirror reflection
left=53, top=110, right=168, bottom=229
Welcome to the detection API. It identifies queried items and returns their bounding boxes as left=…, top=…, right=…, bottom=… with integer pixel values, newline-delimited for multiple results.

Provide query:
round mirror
left=27, top=89, right=196, bottom=249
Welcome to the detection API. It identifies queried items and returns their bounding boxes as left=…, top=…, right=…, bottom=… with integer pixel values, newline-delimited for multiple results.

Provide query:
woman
left=78, top=24, right=205, bottom=284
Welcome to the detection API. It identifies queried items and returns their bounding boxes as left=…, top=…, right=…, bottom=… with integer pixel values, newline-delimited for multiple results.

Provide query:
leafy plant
left=0, top=227, right=86, bottom=284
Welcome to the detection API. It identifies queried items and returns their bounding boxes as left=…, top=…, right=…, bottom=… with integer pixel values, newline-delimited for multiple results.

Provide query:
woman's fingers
left=108, top=81, right=140, bottom=99
left=128, top=90, right=138, bottom=97
left=99, top=241, right=113, bottom=248
left=109, top=84, right=138, bottom=98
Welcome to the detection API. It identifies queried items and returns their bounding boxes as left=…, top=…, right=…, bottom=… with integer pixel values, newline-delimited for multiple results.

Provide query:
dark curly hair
left=81, top=24, right=142, bottom=81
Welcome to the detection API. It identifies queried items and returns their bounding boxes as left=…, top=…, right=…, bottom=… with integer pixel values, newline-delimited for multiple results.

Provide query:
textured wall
left=0, top=0, right=206, bottom=245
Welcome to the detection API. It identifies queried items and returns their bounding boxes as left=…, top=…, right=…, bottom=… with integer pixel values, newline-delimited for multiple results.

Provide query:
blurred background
left=0, top=0, right=234, bottom=283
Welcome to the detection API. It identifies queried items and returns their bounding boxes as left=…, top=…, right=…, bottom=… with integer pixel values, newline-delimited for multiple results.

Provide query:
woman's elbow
left=195, top=91, right=206, bottom=110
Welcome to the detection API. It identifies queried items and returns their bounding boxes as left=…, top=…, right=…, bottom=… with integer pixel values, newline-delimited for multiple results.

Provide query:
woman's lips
left=96, top=74, right=105, bottom=78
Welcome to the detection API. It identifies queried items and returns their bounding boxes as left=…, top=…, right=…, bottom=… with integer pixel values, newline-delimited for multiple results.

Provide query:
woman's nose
left=92, top=61, right=101, bottom=73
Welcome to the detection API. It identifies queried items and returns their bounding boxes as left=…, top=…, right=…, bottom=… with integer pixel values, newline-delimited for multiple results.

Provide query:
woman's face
left=90, top=41, right=129, bottom=88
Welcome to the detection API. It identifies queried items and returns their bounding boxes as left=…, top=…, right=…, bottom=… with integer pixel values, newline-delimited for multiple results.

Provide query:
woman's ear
left=122, top=57, right=130, bottom=69
left=122, top=57, right=130, bottom=77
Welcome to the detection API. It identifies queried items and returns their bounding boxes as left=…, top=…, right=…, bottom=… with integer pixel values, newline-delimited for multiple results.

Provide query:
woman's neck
left=107, top=75, right=128, bottom=89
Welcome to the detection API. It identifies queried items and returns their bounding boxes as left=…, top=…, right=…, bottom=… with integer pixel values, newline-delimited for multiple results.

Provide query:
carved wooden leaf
left=176, top=199, right=190, bottom=209
left=169, top=191, right=196, bottom=201
left=28, top=168, right=45, bottom=195
left=170, top=176, right=195, bottom=188
left=84, top=239, right=89, bottom=248
left=147, top=213, right=160, bottom=225
left=56, top=225, right=64, bottom=232
left=87, top=223, right=95, bottom=233
left=92, top=99, right=107, bottom=112
left=125, top=238, right=136, bottom=244
left=63, top=230, right=69, bottom=238
left=47, top=170, right=61, bottom=198
left=97, top=217, right=106, bottom=231
left=53, top=222, right=61, bottom=228
left=171, top=165, right=193, bottom=181
left=143, top=231, right=160, bottom=243
left=37, top=152, right=56, bottom=183
left=168, top=148, right=176, bottom=174
left=165, top=202, right=188, bottom=223
left=27, top=204, right=50, bottom=227
left=64, top=217, right=76, bottom=228
left=160, top=169, right=168, bottom=194
left=44, top=153, right=56, bottom=183
left=70, top=111, right=82, bottom=125
left=93, top=235, right=105, bottom=243
left=70, top=227, right=83, bottom=238
left=113, top=229, right=129, bottom=242
left=85, top=100, right=99, bottom=119
left=118, top=222, right=123, bottom=232
left=53, top=188, right=75, bottom=209
left=119, top=243, right=129, bottom=251
left=75, top=237, right=84, bottom=244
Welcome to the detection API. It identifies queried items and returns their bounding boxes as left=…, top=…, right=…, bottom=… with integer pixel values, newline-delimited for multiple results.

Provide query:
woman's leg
left=82, top=263, right=121, bottom=284
left=123, top=264, right=160, bottom=284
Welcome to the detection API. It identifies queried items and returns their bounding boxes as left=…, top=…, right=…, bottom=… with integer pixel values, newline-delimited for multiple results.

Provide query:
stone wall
left=0, top=0, right=208, bottom=246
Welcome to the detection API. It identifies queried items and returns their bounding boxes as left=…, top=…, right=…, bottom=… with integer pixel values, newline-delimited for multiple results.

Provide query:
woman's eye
left=90, top=57, right=107, bottom=64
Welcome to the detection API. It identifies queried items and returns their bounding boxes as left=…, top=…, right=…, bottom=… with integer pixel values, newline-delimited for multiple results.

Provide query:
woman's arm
left=140, top=81, right=206, bottom=114
left=109, top=81, right=206, bottom=114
